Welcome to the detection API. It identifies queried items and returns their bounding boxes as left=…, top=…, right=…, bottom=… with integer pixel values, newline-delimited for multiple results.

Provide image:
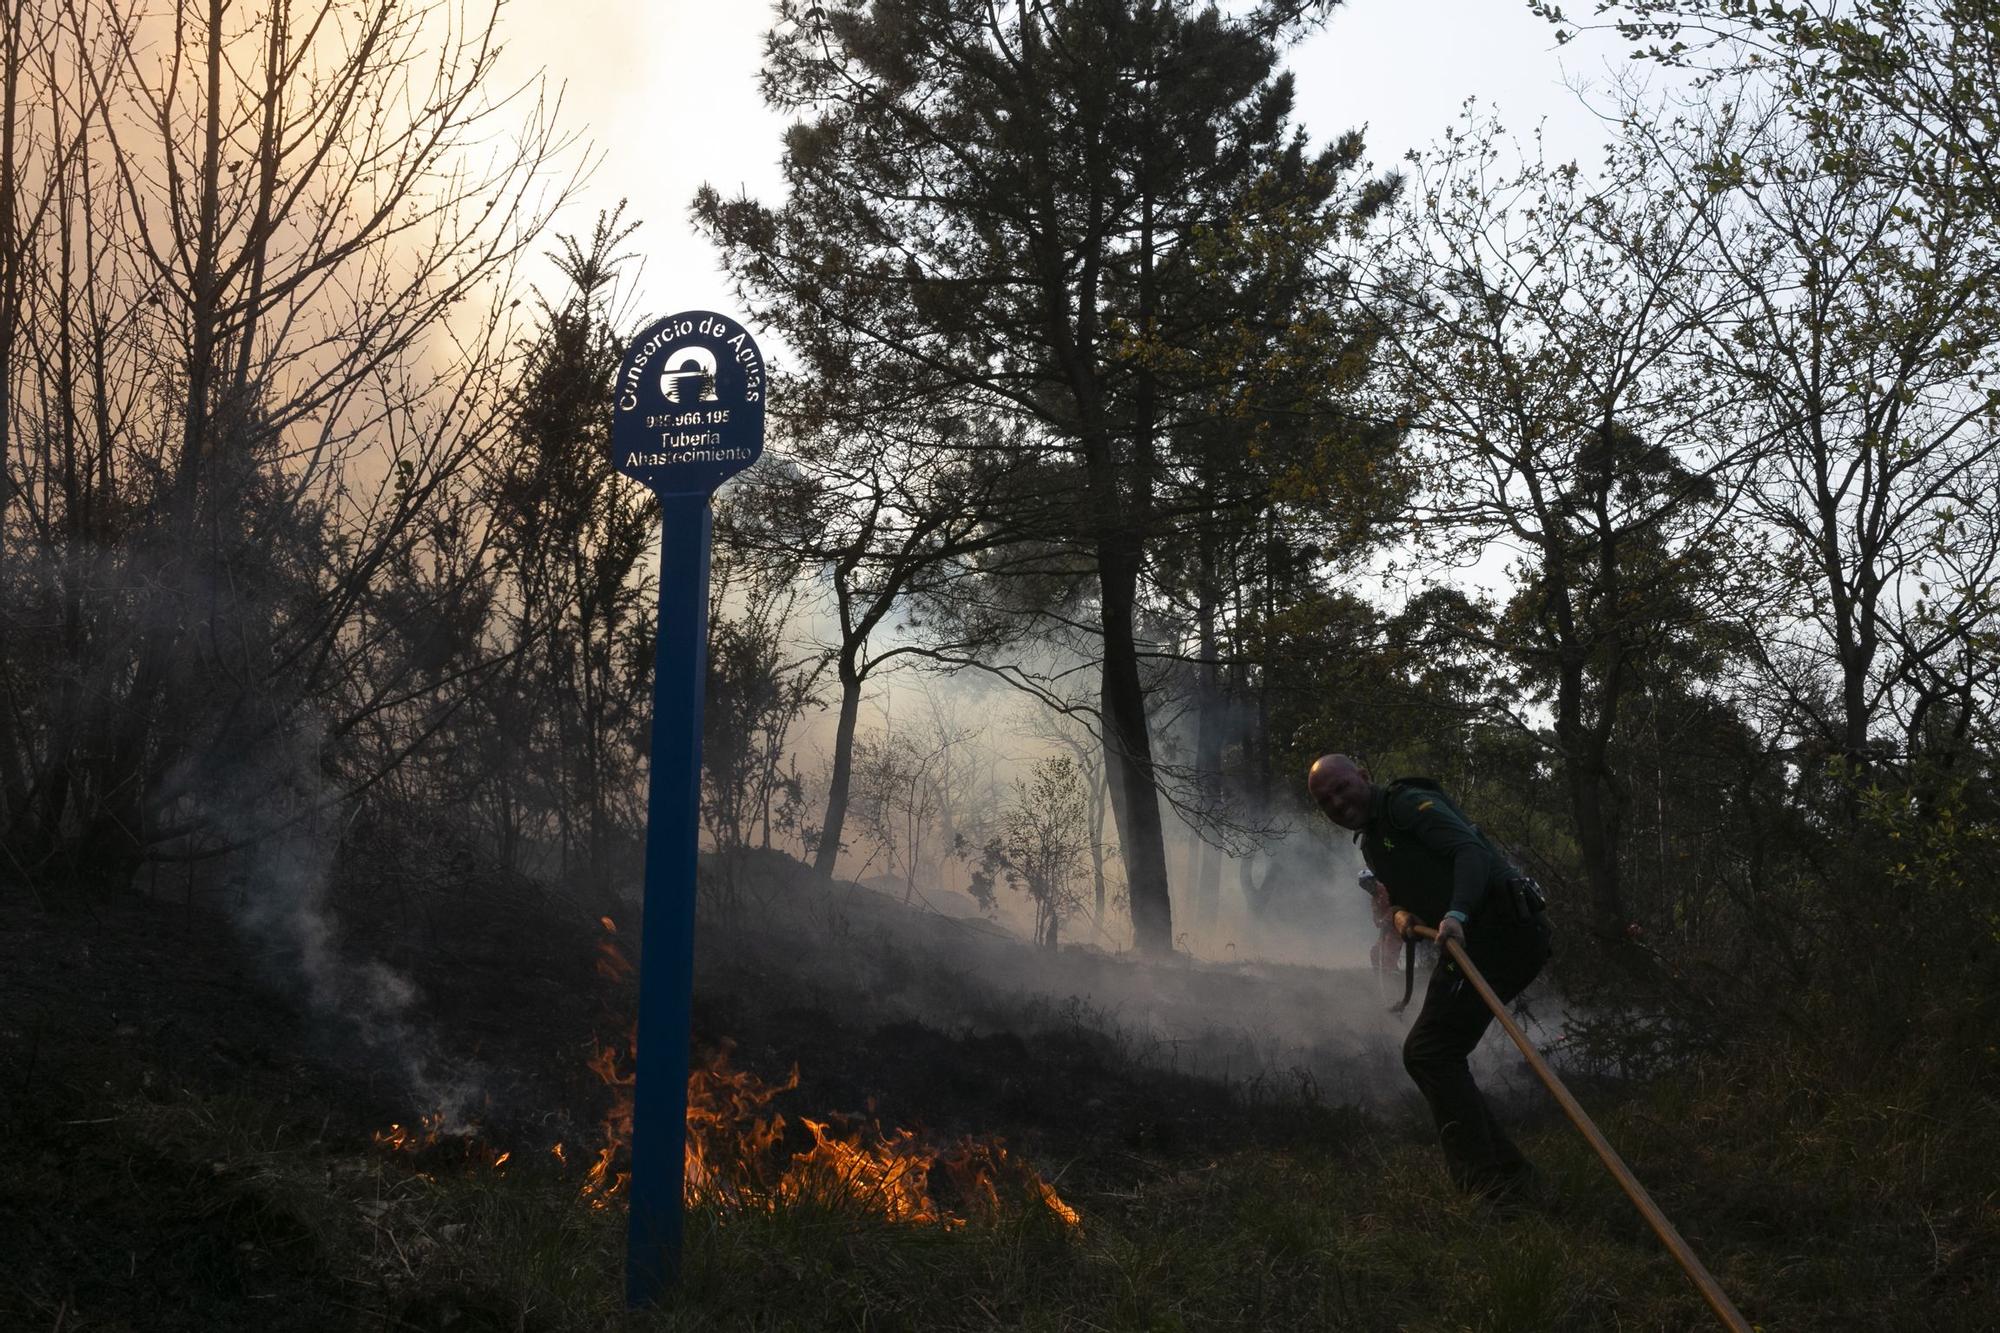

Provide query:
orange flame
left=368, top=918, right=1078, bottom=1233
left=594, top=917, right=635, bottom=986
left=578, top=1029, right=1078, bottom=1230
left=369, top=1111, right=521, bottom=1171
left=371, top=1111, right=444, bottom=1153
left=683, top=1042, right=798, bottom=1208
left=581, top=1025, right=637, bottom=1208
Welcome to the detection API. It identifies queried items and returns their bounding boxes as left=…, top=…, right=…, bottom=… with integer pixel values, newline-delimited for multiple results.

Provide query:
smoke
left=693, top=494, right=1570, bottom=1111
left=174, top=720, right=482, bottom=1127
left=701, top=844, right=1554, bottom=1114
left=702, top=577, right=1396, bottom=981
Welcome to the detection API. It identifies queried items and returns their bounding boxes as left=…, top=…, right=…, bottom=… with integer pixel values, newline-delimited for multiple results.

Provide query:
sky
left=502, top=0, right=1636, bottom=333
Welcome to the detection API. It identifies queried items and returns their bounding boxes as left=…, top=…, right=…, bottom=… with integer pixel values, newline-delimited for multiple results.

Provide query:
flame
left=581, top=1025, right=637, bottom=1208
left=683, top=1041, right=798, bottom=1208
left=1037, top=1177, right=1083, bottom=1228
left=369, top=1111, right=520, bottom=1171
left=594, top=916, right=635, bottom=986
left=368, top=917, right=1078, bottom=1233
left=578, top=1029, right=1078, bottom=1230
left=372, top=1111, right=444, bottom=1153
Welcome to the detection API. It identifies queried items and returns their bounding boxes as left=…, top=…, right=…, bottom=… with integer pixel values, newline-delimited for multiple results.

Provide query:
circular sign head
left=611, top=310, right=766, bottom=496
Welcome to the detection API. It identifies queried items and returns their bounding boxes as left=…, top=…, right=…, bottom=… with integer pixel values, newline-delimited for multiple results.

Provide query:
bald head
left=1307, top=753, right=1373, bottom=829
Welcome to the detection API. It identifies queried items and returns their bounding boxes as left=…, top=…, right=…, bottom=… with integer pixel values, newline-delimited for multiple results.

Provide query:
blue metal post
left=625, top=492, right=712, bottom=1307
left=608, top=307, right=762, bottom=1308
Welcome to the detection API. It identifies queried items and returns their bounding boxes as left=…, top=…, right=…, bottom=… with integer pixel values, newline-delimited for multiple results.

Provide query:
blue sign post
left=610, top=310, right=765, bottom=1307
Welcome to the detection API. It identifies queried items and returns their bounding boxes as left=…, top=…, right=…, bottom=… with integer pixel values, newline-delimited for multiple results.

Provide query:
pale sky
left=502, top=0, right=1631, bottom=333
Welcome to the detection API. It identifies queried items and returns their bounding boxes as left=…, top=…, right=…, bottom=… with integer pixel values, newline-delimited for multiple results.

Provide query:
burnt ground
left=0, top=866, right=607, bottom=1332
left=0, top=847, right=1459, bottom=1330
left=8, top=849, right=1991, bottom=1332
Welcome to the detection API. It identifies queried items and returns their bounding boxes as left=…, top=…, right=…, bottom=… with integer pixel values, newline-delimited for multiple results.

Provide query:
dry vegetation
left=3, top=849, right=1994, bottom=1332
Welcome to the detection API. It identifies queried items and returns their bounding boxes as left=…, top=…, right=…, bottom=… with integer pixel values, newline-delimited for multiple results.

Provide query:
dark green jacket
left=1357, top=778, right=1515, bottom=929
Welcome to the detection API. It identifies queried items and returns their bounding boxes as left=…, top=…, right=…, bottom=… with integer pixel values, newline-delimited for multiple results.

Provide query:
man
left=1308, top=753, right=1553, bottom=1203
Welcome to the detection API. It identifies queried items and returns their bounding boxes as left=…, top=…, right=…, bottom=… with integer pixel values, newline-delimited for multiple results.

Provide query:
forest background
left=2, top=0, right=1997, bottom=1327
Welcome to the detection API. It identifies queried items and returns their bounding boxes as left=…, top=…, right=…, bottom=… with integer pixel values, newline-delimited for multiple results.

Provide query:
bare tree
left=700, top=556, right=823, bottom=864
left=716, top=366, right=1013, bottom=884
left=1629, top=84, right=2000, bottom=795
left=1013, top=697, right=1116, bottom=929
left=0, top=0, right=580, bottom=885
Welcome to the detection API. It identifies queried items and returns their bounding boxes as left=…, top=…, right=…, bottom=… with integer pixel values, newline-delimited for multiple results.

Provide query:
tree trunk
left=1087, top=768, right=1107, bottom=924
left=1193, top=581, right=1224, bottom=928
left=1098, top=530, right=1173, bottom=954
left=814, top=651, right=864, bottom=880
left=1555, top=650, right=1625, bottom=934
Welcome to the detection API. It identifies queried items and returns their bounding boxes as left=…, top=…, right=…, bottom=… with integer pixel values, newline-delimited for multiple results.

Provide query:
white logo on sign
left=661, top=346, right=719, bottom=403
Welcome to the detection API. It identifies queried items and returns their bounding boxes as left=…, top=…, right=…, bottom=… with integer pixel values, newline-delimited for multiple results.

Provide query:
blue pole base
left=624, top=493, right=712, bottom=1309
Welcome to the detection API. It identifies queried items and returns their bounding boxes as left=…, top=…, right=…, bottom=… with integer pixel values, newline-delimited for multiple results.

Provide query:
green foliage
left=964, top=754, right=1092, bottom=948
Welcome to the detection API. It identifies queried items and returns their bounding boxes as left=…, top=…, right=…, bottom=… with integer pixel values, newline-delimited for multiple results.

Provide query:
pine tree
left=698, top=0, right=1393, bottom=952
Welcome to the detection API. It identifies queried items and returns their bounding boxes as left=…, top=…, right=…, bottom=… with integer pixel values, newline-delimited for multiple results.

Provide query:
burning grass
left=373, top=1036, right=1081, bottom=1235
left=16, top=1022, right=1998, bottom=1333
left=366, top=918, right=1083, bottom=1234
left=561, top=913, right=1081, bottom=1230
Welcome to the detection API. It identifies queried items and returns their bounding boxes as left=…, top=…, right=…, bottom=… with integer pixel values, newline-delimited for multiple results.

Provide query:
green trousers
left=1401, top=914, right=1553, bottom=1197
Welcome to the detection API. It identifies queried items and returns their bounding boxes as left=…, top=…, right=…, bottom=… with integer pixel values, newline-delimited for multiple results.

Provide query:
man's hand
left=1435, top=913, right=1466, bottom=952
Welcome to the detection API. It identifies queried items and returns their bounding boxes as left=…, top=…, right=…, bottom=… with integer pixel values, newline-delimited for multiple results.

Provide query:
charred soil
left=0, top=853, right=1372, bottom=1330
left=4, top=851, right=1994, bottom=1331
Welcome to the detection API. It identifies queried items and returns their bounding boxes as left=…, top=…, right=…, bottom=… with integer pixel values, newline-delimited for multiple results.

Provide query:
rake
left=1396, top=914, right=1753, bottom=1333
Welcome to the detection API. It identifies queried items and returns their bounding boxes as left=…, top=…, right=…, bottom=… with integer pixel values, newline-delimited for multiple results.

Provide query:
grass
left=22, top=1071, right=1964, bottom=1332
left=11, top=1059, right=1998, bottom=1331
left=6, top=877, right=1994, bottom=1332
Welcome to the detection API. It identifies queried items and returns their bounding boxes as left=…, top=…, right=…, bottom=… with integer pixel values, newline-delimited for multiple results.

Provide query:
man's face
left=1308, top=758, right=1372, bottom=830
